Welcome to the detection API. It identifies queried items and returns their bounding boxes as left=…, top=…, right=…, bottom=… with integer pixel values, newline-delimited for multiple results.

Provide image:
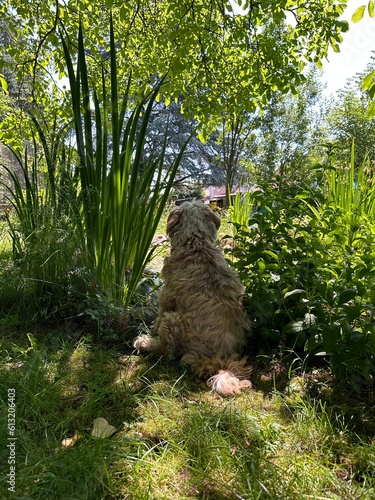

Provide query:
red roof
left=204, top=186, right=244, bottom=200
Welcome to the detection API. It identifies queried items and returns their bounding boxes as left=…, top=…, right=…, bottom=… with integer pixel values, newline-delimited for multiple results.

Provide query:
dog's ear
left=207, top=210, right=221, bottom=230
left=167, top=207, right=183, bottom=236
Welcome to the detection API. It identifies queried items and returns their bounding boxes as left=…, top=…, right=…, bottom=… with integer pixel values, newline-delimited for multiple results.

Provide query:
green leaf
left=284, top=289, right=307, bottom=299
left=322, top=326, right=339, bottom=353
left=351, top=5, right=366, bottom=22
left=295, top=192, right=310, bottom=199
left=257, top=259, right=266, bottom=271
left=342, top=304, right=362, bottom=322
left=368, top=0, right=375, bottom=17
left=368, top=84, right=375, bottom=99
left=0, top=74, right=8, bottom=93
left=367, top=100, right=375, bottom=118
left=362, top=70, right=375, bottom=90
left=262, top=249, right=279, bottom=261
left=337, top=288, right=357, bottom=306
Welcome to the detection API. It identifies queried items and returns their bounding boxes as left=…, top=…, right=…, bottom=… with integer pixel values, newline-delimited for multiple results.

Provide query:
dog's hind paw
left=207, top=370, right=252, bottom=396
left=133, top=335, right=160, bottom=353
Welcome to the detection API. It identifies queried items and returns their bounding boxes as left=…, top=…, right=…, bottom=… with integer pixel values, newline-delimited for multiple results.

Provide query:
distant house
left=204, top=185, right=252, bottom=208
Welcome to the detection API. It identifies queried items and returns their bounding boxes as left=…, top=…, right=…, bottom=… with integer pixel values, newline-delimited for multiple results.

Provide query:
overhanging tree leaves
left=351, top=1, right=375, bottom=117
left=0, top=0, right=349, bottom=126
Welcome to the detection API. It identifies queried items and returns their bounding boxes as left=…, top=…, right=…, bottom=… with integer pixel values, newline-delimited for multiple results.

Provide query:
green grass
left=1, top=328, right=375, bottom=500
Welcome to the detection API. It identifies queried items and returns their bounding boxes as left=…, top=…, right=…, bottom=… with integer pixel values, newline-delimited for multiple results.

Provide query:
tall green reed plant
left=2, top=140, right=41, bottom=258
left=61, top=16, right=188, bottom=305
left=228, top=189, right=254, bottom=234
left=318, top=142, right=375, bottom=219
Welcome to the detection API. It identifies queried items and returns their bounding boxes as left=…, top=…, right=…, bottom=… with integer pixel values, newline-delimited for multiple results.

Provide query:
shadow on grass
left=0, top=330, right=142, bottom=499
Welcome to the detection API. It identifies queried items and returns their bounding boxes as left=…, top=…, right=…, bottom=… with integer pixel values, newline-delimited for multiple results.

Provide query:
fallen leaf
left=62, top=431, right=80, bottom=447
left=230, top=446, right=238, bottom=457
left=92, top=417, right=117, bottom=438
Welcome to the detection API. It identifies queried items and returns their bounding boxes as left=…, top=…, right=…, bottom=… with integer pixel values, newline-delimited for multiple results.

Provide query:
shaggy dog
left=133, top=200, right=252, bottom=395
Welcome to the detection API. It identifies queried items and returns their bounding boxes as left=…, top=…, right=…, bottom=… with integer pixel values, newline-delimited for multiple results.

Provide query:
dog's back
left=159, top=241, right=249, bottom=358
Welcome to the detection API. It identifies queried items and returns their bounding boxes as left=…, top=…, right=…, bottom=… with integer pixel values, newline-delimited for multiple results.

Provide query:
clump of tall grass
left=313, top=141, right=375, bottom=221
left=1, top=117, right=86, bottom=319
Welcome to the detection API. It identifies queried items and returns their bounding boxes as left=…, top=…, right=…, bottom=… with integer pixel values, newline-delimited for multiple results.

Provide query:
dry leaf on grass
left=92, top=417, right=117, bottom=438
left=62, top=431, right=81, bottom=447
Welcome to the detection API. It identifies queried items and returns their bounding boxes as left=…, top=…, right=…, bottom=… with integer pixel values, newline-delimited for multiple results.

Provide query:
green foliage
left=362, top=69, right=375, bottom=118
left=247, top=65, right=327, bottom=184
left=0, top=18, right=187, bottom=319
left=213, top=114, right=259, bottom=191
left=0, top=73, right=7, bottom=92
left=352, top=2, right=374, bottom=23
left=352, top=2, right=375, bottom=117
left=228, top=162, right=375, bottom=389
left=1, top=118, right=88, bottom=319
left=0, top=1, right=349, bottom=127
left=228, top=189, right=254, bottom=233
left=319, top=144, right=375, bottom=218
left=326, top=73, right=375, bottom=165
left=0, top=89, right=30, bottom=150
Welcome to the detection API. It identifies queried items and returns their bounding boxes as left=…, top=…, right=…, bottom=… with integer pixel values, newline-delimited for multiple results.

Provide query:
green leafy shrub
left=229, top=174, right=375, bottom=389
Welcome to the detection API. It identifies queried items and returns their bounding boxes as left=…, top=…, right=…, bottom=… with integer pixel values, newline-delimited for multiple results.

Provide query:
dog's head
left=167, top=200, right=221, bottom=247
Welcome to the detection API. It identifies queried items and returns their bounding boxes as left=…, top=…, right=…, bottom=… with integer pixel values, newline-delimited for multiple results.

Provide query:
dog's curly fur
left=133, top=200, right=252, bottom=395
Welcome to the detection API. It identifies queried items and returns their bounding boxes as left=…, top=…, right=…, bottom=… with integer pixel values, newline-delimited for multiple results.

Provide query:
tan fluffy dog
left=133, top=200, right=252, bottom=395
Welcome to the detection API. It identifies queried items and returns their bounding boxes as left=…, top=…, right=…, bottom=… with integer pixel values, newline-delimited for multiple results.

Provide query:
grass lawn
left=1, top=326, right=375, bottom=500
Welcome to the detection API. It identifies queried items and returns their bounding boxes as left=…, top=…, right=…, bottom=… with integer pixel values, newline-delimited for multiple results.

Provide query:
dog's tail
left=207, top=370, right=252, bottom=395
left=181, top=352, right=252, bottom=396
